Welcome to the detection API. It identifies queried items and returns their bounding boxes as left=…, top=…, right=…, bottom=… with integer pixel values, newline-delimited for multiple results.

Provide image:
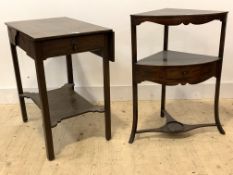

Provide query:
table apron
left=40, top=34, right=106, bottom=59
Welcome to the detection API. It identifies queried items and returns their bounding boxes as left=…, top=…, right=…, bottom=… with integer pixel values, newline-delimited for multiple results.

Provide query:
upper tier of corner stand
left=131, top=8, right=228, bottom=25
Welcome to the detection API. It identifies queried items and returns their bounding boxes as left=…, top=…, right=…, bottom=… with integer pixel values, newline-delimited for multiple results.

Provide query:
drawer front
left=165, top=63, right=217, bottom=84
left=41, top=34, right=106, bottom=58
left=135, top=65, right=164, bottom=83
left=135, top=62, right=217, bottom=85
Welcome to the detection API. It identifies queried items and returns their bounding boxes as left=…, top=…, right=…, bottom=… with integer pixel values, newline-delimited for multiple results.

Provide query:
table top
left=133, top=8, right=227, bottom=17
left=6, top=17, right=112, bottom=41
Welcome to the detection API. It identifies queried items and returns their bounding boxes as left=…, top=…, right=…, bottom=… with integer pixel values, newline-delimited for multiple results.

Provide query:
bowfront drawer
left=135, top=62, right=217, bottom=85
left=41, top=34, right=105, bottom=58
left=165, top=63, right=217, bottom=84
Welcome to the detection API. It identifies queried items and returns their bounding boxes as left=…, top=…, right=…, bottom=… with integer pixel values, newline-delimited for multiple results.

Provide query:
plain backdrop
left=0, top=0, right=233, bottom=102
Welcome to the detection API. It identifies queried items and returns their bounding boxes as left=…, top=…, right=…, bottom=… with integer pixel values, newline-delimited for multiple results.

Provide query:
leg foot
left=215, top=102, right=225, bottom=134
left=160, top=85, right=166, bottom=118
left=19, top=96, right=28, bottom=122
left=214, top=76, right=225, bottom=135
left=129, top=81, right=138, bottom=143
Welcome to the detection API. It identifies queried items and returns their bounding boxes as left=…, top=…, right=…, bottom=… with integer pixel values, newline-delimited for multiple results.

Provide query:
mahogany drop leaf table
left=6, top=17, right=115, bottom=160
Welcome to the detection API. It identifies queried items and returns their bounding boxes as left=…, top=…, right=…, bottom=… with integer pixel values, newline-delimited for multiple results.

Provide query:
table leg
left=129, top=21, right=138, bottom=143
left=10, top=44, right=28, bottom=122
left=161, top=85, right=166, bottom=117
left=129, top=80, right=138, bottom=143
left=66, top=54, right=74, bottom=86
left=103, top=58, right=111, bottom=140
left=34, top=59, right=55, bottom=160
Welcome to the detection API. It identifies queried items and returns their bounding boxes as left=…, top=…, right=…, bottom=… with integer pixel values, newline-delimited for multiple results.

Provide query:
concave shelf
left=137, top=50, right=219, bottom=67
left=22, top=84, right=104, bottom=127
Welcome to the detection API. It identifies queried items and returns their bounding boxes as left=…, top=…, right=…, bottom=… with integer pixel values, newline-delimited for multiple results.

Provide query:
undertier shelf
left=137, top=110, right=216, bottom=134
left=22, top=84, right=104, bottom=127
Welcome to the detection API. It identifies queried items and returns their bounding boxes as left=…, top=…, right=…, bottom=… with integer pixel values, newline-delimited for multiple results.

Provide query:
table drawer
left=41, top=34, right=105, bottom=58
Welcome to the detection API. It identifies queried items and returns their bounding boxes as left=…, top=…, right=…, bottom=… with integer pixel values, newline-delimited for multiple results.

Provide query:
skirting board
left=0, top=82, right=233, bottom=104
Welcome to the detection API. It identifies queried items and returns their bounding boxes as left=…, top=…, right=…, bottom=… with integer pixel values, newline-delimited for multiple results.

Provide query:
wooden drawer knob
left=72, top=43, right=78, bottom=51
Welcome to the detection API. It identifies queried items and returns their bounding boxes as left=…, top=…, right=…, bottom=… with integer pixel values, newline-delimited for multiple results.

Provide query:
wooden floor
left=0, top=99, right=233, bottom=175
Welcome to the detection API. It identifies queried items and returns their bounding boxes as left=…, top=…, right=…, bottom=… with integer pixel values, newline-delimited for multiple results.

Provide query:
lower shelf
left=22, top=84, right=104, bottom=127
left=137, top=110, right=216, bottom=134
